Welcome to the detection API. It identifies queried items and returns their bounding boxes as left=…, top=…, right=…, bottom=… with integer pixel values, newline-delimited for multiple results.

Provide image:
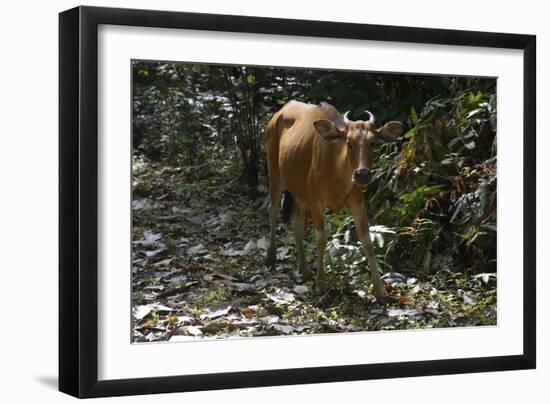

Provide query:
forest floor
left=131, top=158, right=497, bottom=343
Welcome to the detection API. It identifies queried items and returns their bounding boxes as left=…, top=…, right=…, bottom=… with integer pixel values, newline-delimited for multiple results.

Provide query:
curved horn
left=364, top=110, right=375, bottom=125
left=343, top=111, right=351, bottom=124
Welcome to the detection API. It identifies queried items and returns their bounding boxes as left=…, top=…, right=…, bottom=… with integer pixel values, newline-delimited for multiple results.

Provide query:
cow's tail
left=281, top=191, right=294, bottom=223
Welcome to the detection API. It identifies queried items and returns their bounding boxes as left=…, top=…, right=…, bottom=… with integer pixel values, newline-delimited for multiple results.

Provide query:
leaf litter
left=132, top=160, right=497, bottom=343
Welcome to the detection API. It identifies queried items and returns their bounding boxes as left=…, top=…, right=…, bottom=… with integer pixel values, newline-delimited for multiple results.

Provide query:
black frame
left=59, top=5, right=536, bottom=398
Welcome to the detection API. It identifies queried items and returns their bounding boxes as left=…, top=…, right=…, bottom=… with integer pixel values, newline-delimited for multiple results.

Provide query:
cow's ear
left=314, top=119, right=345, bottom=143
left=376, top=121, right=403, bottom=142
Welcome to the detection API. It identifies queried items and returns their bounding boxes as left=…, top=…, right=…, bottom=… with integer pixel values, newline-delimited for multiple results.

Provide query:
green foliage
left=360, top=88, right=497, bottom=275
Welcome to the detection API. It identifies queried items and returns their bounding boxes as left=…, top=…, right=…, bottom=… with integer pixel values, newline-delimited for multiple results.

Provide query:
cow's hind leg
left=310, top=205, right=328, bottom=292
left=265, top=110, right=283, bottom=269
left=265, top=185, right=283, bottom=269
left=292, top=200, right=313, bottom=280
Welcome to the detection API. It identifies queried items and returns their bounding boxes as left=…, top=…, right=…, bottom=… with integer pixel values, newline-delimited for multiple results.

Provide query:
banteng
left=265, top=101, right=403, bottom=300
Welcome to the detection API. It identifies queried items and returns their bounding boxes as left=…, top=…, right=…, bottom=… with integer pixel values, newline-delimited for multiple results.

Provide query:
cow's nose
left=354, top=168, right=370, bottom=184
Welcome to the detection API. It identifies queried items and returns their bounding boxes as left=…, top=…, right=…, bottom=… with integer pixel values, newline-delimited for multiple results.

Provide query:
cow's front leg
left=310, top=206, right=328, bottom=292
left=347, top=191, right=389, bottom=300
left=292, top=201, right=312, bottom=280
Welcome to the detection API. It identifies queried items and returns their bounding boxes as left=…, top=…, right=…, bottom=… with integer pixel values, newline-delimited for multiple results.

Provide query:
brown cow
left=264, top=101, right=403, bottom=299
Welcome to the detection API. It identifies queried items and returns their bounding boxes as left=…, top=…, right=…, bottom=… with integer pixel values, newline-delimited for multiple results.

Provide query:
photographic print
left=131, top=60, right=497, bottom=343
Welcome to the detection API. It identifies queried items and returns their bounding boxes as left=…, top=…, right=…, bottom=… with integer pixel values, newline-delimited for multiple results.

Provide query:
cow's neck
left=315, top=143, right=356, bottom=211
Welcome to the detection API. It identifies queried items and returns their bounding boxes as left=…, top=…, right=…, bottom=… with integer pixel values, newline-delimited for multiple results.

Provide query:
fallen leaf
left=387, top=309, right=405, bottom=317
left=272, top=324, right=294, bottom=335
left=463, top=294, right=475, bottom=305
left=256, top=236, right=267, bottom=250
left=156, top=304, right=175, bottom=312
left=219, top=212, right=232, bottom=224
left=200, top=305, right=232, bottom=320
left=406, top=277, right=418, bottom=286
left=276, top=246, right=290, bottom=260
left=132, top=303, right=173, bottom=320
left=243, top=240, right=257, bottom=254
left=134, top=231, right=163, bottom=246
left=293, top=285, right=309, bottom=295
left=266, top=289, right=295, bottom=304
left=176, top=315, right=192, bottom=324
left=187, top=244, right=207, bottom=255
left=133, top=305, right=154, bottom=320
left=183, top=325, right=203, bottom=337
left=229, top=282, right=261, bottom=293
left=152, top=271, right=171, bottom=280
left=259, top=315, right=279, bottom=324
left=167, top=274, right=187, bottom=283
left=133, top=199, right=164, bottom=211
left=144, top=284, right=165, bottom=291
left=220, top=247, right=243, bottom=256
left=152, top=257, right=175, bottom=267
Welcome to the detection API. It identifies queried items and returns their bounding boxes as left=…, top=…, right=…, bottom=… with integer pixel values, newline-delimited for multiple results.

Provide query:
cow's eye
left=346, top=140, right=352, bottom=149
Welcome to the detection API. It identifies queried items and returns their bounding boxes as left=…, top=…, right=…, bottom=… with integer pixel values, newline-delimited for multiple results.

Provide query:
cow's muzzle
left=353, top=168, right=370, bottom=185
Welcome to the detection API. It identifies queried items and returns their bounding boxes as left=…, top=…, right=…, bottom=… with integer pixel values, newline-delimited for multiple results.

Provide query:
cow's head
left=313, top=111, right=403, bottom=186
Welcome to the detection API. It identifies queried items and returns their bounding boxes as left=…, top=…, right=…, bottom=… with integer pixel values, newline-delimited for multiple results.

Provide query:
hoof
left=313, top=285, right=327, bottom=295
left=300, top=268, right=314, bottom=281
left=315, top=276, right=328, bottom=294
left=264, top=253, right=276, bottom=269
left=374, top=294, right=398, bottom=304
